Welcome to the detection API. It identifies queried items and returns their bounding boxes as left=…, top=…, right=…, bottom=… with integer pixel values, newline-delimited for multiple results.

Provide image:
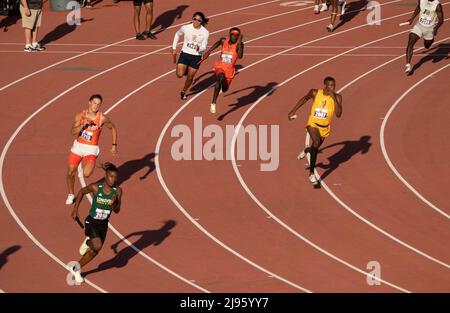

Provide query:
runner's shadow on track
left=83, top=220, right=176, bottom=277
left=40, top=18, right=94, bottom=46
left=316, top=135, right=371, bottom=181
left=187, top=65, right=244, bottom=97
left=0, top=245, right=21, bottom=270
left=217, top=82, right=278, bottom=121
left=409, top=43, right=450, bottom=76
left=151, top=5, right=189, bottom=35
left=97, top=152, right=157, bottom=186
left=334, top=0, right=369, bottom=32
left=0, top=15, right=20, bottom=32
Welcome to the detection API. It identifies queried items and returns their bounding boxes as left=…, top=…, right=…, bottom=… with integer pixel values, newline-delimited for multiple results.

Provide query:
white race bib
left=94, top=208, right=111, bottom=220
left=314, top=108, right=328, bottom=119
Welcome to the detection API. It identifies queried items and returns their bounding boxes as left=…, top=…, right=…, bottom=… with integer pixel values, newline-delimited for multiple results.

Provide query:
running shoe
left=320, top=3, right=328, bottom=12
left=180, top=91, right=187, bottom=100
left=297, top=149, right=306, bottom=160
left=405, top=63, right=412, bottom=74
left=326, top=24, right=334, bottom=32
left=314, top=5, right=320, bottom=14
left=66, top=194, right=75, bottom=205
left=71, top=266, right=84, bottom=284
left=309, top=174, right=319, bottom=185
left=136, top=33, right=146, bottom=40
left=24, top=45, right=35, bottom=52
left=210, top=103, right=216, bottom=114
left=32, top=43, right=45, bottom=51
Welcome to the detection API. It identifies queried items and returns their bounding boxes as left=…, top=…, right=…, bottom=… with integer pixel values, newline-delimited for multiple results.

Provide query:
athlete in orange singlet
left=200, top=27, right=244, bottom=114
left=66, top=94, right=118, bottom=205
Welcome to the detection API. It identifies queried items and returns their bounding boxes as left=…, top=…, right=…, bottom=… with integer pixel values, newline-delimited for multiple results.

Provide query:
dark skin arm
left=332, top=93, right=343, bottom=118
left=236, top=35, right=244, bottom=59
left=201, top=38, right=225, bottom=61
left=434, top=4, right=444, bottom=35
left=407, top=1, right=421, bottom=24
left=71, top=184, right=98, bottom=221
left=288, top=89, right=317, bottom=120
left=112, top=187, right=122, bottom=214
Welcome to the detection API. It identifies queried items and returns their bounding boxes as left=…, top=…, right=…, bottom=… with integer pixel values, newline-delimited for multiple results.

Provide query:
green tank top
left=89, top=184, right=117, bottom=221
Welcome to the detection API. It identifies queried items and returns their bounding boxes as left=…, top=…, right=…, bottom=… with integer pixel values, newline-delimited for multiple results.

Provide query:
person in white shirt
left=172, top=12, right=210, bottom=100
left=404, top=0, right=444, bottom=74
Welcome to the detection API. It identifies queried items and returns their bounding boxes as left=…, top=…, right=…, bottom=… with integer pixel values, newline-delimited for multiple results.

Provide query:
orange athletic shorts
left=68, top=152, right=97, bottom=167
left=213, top=63, right=235, bottom=89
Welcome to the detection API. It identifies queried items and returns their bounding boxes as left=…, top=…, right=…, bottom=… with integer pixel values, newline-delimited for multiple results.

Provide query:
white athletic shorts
left=70, top=140, right=100, bottom=157
left=411, top=22, right=435, bottom=41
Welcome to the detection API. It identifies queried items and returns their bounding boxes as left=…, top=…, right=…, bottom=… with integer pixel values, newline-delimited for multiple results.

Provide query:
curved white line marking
left=380, top=67, right=450, bottom=219
left=153, top=2, right=406, bottom=293
left=231, top=29, right=450, bottom=274
left=0, top=0, right=402, bottom=292
left=0, top=0, right=283, bottom=91
left=0, top=1, right=321, bottom=293
left=77, top=169, right=210, bottom=293
left=230, top=29, right=421, bottom=293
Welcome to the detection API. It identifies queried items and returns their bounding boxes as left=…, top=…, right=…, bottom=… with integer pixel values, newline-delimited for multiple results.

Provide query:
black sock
left=309, top=147, right=319, bottom=174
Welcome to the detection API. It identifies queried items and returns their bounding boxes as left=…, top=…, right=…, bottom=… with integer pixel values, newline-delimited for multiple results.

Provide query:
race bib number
left=221, top=53, right=233, bottom=64
left=419, top=17, right=433, bottom=26
left=80, top=130, right=93, bottom=141
left=314, top=108, right=328, bottom=119
left=187, top=42, right=199, bottom=50
left=93, top=208, right=111, bottom=220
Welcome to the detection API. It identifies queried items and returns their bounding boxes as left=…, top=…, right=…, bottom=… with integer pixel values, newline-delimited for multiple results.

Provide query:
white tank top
left=419, top=0, right=440, bottom=27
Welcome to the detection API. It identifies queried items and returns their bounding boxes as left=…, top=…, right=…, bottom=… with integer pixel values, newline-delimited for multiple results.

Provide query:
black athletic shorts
left=85, top=215, right=109, bottom=244
left=178, top=51, right=202, bottom=70
left=133, top=0, right=153, bottom=6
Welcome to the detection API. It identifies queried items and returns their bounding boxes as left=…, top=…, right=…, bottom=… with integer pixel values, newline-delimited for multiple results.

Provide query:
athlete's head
left=229, top=27, right=241, bottom=43
left=103, top=162, right=118, bottom=187
left=323, top=76, right=336, bottom=92
left=192, top=12, right=209, bottom=27
left=88, top=94, right=102, bottom=113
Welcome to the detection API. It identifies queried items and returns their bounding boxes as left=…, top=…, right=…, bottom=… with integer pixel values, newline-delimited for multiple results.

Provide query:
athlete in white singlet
left=404, top=0, right=444, bottom=74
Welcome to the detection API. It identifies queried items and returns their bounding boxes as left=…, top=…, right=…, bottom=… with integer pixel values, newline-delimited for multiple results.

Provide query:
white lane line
left=0, top=43, right=415, bottom=48
left=0, top=1, right=318, bottom=294
left=233, top=30, right=450, bottom=281
left=230, top=28, right=420, bottom=293
left=0, top=0, right=282, bottom=91
left=152, top=1, right=403, bottom=293
left=3, top=50, right=444, bottom=58
left=0, top=166, right=107, bottom=292
left=77, top=168, right=210, bottom=293
left=380, top=65, right=450, bottom=219
left=0, top=0, right=289, bottom=293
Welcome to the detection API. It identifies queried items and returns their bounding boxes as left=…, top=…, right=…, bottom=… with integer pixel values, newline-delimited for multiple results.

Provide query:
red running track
left=0, top=0, right=449, bottom=292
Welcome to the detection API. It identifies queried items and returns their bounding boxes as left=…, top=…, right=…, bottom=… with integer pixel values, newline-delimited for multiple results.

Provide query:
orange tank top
left=218, top=38, right=239, bottom=68
left=77, top=111, right=103, bottom=146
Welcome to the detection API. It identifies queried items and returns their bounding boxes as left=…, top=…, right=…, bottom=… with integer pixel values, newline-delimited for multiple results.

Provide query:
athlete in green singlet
left=70, top=163, right=122, bottom=283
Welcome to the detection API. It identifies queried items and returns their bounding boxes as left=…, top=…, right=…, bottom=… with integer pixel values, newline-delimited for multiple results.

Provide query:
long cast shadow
left=96, top=152, right=156, bottom=186
left=409, top=43, right=450, bottom=75
left=152, top=5, right=189, bottom=35
left=40, top=18, right=94, bottom=46
left=334, top=0, right=369, bottom=32
left=0, top=245, right=21, bottom=270
left=83, top=220, right=176, bottom=277
left=317, top=135, right=372, bottom=181
left=218, top=82, right=278, bottom=121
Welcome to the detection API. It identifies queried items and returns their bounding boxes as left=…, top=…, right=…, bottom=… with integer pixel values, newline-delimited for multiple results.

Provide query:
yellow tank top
left=307, top=89, right=335, bottom=127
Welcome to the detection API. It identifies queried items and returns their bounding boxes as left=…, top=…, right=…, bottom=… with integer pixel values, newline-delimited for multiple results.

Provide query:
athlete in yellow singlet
left=288, top=77, right=343, bottom=186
